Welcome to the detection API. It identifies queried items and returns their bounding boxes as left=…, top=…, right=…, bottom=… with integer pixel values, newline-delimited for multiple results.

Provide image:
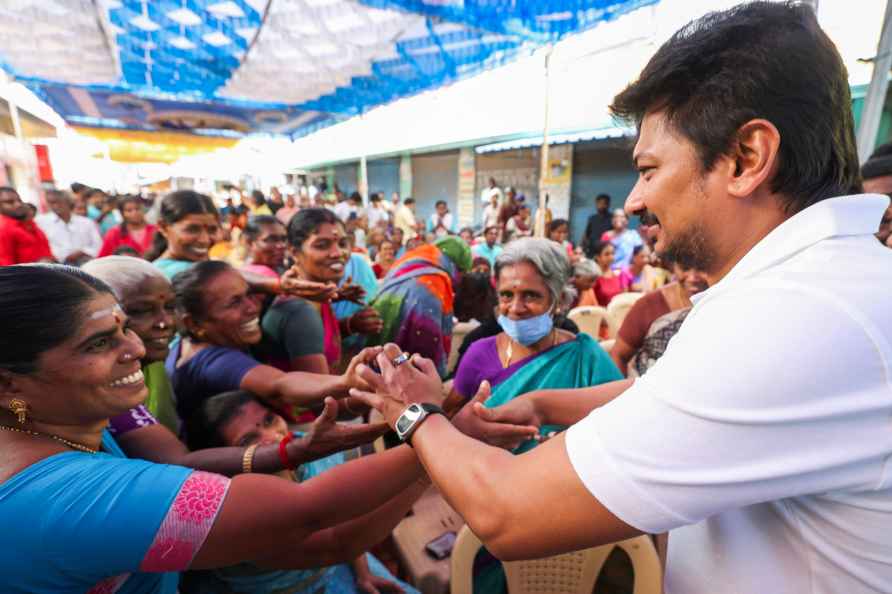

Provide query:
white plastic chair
left=606, top=292, right=645, bottom=337
left=450, top=526, right=662, bottom=594
left=567, top=306, right=608, bottom=340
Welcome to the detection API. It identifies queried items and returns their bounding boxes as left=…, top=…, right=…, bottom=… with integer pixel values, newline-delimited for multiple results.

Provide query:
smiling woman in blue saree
left=0, top=265, right=453, bottom=594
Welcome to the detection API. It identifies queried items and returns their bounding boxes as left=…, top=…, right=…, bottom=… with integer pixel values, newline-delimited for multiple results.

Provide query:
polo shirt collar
left=693, top=193, right=889, bottom=304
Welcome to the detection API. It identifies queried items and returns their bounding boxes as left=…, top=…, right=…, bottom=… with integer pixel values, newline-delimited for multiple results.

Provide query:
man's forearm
left=530, top=379, right=633, bottom=426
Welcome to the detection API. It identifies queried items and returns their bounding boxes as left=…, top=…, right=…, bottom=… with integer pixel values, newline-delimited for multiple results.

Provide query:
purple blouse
left=108, top=404, right=158, bottom=436
left=453, top=335, right=559, bottom=399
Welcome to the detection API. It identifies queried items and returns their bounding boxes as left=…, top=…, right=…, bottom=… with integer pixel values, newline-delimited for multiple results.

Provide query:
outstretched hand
left=280, top=267, right=338, bottom=302
left=350, top=343, right=538, bottom=449
left=349, top=343, right=445, bottom=427
left=349, top=307, right=384, bottom=335
left=452, top=381, right=539, bottom=450
left=343, top=346, right=385, bottom=392
left=335, top=279, right=367, bottom=304
left=289, top=397, right=388, bottom=464
left=470, top=389, right=544, bottom=431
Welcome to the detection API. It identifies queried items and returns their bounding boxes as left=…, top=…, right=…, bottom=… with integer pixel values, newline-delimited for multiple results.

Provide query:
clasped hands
left=349, top=343, right=542, bottom=450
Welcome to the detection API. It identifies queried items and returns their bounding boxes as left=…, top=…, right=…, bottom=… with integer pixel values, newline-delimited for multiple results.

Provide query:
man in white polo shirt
left=350, top=3, right=892, bottom=593
left=35, top=189, right=101, bottom=264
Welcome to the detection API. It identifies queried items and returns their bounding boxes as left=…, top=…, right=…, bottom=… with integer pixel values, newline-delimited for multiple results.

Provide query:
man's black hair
left=611, top=1, right=861, bottom=215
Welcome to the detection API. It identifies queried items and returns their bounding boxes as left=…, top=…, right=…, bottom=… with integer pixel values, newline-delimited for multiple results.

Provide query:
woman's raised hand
left=289, top=397, right=389, bottom=464
left=451, top=381, right=539, bottom=450
left=280, top=267, right=338, bottom=302
left=349, top=307, right=384, bottom=335
left=334, top=278, right=366, bottom=304
left=342, top=346, right=385, bottom=392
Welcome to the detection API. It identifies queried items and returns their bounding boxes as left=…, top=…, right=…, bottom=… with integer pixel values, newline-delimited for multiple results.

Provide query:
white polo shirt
left=566, top=194, right=892, bottom=594
left=35, top=212, right=102, bottom=261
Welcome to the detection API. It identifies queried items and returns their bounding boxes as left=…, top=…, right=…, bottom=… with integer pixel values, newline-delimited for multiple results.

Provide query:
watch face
left=396, top=404, right=423, bottom=438
left=396, top=415, right=413, bottom=434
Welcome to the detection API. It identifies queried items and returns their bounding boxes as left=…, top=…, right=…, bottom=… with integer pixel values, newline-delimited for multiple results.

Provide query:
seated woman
left=166, top=260, right=370, bottom=424
left=372, top=238, right=397, bottom=279
left=83, top=256, right=382, bottom=473
left=185, top=390, right=419, bottom=594
left=610, top=262, right=709, bottom=376
left=450, top=238, right=622, bottom=453
left=569, top=259, right=600, bottom=308
left=591, top=240, right=630, bottom=306
left=0, top=264, right=443, bottom=594
left=623, top=244, right=650, bottom=292
left=546, top=218, right=575, bottom=261
left=471, top=256, right=492, bottom=278
left=98, top=195, right=157, bottom=257
left=369, top=236, right=472, bottom=376
left=259, top=209, right=382, bottom=377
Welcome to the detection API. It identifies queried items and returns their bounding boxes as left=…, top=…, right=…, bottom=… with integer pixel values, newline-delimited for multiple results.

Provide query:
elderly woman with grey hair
left=81, top=256, right=385, bottom=477
left=450, top=238, right=621, bottom=453
left=446, top=238, right=622, bottom=594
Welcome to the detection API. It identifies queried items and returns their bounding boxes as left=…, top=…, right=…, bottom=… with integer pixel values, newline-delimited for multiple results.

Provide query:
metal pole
left=359, top=154, right=369, bottom=207
left=857, top=0, right=892, bottom=163
left=535, top=47, right=552, bottom=238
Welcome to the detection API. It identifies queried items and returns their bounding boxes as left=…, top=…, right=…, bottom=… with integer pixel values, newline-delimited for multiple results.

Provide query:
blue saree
left=484, top=333, right=623, bottom=453
left=474, top=333, right=622, bottom=593
left=0, top=430, right=206, bottom=594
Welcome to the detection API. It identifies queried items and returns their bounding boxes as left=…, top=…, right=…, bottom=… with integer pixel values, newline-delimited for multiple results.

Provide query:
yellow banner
left=73, top=127, right=238, bottom=164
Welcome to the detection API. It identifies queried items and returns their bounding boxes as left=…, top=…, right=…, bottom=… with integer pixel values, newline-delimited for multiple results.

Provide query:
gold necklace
left=0, top=425, right=98, bottom=454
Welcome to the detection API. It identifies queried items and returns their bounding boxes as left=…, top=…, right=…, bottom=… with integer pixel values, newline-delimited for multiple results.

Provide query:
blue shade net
left=0, top=0, right=656, bottom=138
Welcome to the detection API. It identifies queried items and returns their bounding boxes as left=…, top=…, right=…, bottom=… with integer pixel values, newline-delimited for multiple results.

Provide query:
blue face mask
left=498, top=311, right=554, bottom=346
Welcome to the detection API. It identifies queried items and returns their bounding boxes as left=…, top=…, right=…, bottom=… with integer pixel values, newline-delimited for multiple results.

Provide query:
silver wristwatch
left=395, top=403, right=445, bottom=446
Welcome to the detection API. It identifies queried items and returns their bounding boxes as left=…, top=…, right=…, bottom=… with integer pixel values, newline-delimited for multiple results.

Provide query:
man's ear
left=726, top=118, right=781, bottom=199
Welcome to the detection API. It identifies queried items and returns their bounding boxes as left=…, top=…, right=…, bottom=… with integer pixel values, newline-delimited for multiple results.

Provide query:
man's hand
left=280, top=266, right=338, bottom=302
left=349, top=308, right=383, bottom=335
left=349, top=343, right=445, bottom=427
left=452, top=381, right=538, bottom=450
left=471, top=389, right=545, bottom=430
left=288, top=397, right=388, bottom=464
left=335, top=278, right=366, bottom=304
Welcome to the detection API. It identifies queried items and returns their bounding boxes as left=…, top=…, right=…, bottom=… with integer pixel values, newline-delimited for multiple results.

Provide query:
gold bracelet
left=242, top=444, right=259, bottom=474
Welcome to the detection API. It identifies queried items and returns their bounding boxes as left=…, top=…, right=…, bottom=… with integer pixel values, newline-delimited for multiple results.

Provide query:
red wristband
left=278, top=433, right=295, bottom=470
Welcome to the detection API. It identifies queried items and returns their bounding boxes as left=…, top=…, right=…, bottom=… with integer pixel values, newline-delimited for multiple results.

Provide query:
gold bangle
left=242, top=444, right=259, bottom=474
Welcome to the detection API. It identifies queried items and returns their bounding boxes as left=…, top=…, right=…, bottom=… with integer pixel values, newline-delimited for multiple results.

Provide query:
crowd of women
left=0, top=184, right=703, bottom=594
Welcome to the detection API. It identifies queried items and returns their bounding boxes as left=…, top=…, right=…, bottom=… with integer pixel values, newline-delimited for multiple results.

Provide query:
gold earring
left=9, top=399, right=27, bottom=424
